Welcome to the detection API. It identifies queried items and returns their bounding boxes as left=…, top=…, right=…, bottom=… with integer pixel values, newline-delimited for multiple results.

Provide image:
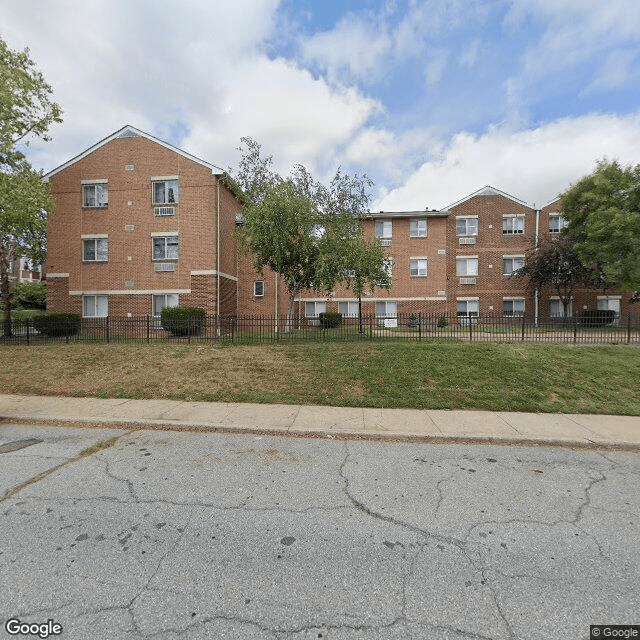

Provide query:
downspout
left=216, top=177, right=221, bottom=331
left=534, top=207, right=540, bottom=326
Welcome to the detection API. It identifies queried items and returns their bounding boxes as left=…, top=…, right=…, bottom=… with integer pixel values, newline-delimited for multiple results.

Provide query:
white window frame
left=82, top=237, right=108, bottom=262
left=82, top=181, right=108, bottom=208
left=338, top=301, right=359, bottom=317
left=503, top=298, right=525, bottom=317
left=502, top=255, right=524, bottom=275
left=409, top=257, right=428, bottom=277
left=83, top=294, right=108, bottom=318
left=456, top=256, right=478, bottom=276
left=456, top=217, right=478, bottom=236
left=152, top=235, right=179, bottom=260
left=153, top=293, right=179, bottom=329
left=253, top=280, right=264, bottom=297
left=456, top=299, right=479, bottom=317
left=375, top=220, right=392, bottom=239
left=549, top=297, right=572, bottom=318
left=503, top=215, right=525, bottom=235
left=376, top=258, right=393, bottom=286
left=376, top=300, right=397, bottom=318
left=548, top=214, right=568, bottom=233
left=409, top=218, right=427, bottom=237
left=305, top=301, right=326, bottom=317
left=152, top=178, right=179, bottom=204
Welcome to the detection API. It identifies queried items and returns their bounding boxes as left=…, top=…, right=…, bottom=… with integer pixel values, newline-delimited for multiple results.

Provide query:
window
left=376, top=301, right=397, bottom=317
left=503, top=298, right=525, bottom=317
left=152, top=235, right=179, bottom=260
left=376, top=258, right=393, bottom=285
left=83, top=238, right=108, bottom=262
left=305, top=301, right=326, bottom=317
left=338, top=301, right=359, bottom=317
left=503, top=215, right=524, bottom=235
left=409, top=219, right=427, bottom=237
left=375, top=220, right=392, bottom=238
left=83, top=294, right=108, bottom=317
left=549, top=214, right=568, bottom=233
left=82, top=183, right=108, bottom=207
left=457, top=299, right=479, bottom=317
left=153, top=293, right=179, bottom=328
left=502, top=255, right=524, bottom=275
left=549, top=297, right=572, bottom=317
left=456, top=217, right=478, bottom=236
left=253, top=281, right=264, bottom=297
left=409, top=258, right=428, bottom=277
left=456, top=256, right=478, bottom=276
left=152, top=179, right=179, bottom=204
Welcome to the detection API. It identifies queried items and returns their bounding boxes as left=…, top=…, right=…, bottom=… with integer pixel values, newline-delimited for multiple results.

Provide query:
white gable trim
left=44, top=125, right=224, bottom=181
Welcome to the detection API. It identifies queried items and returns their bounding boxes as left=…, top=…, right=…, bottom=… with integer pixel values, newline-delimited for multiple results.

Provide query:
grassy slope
left=1, top=341, right=638, bottom=415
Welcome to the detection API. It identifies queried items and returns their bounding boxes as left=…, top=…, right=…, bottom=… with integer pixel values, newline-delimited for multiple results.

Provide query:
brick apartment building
left=44, top=126, right=242, bottom=319
left=44, top=127, right=632, bottom=324
left=7, top=254, right=43, bottom=284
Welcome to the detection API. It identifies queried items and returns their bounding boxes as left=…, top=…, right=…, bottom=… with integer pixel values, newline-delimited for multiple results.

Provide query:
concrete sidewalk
left=0, top=394, right=639, bottom=449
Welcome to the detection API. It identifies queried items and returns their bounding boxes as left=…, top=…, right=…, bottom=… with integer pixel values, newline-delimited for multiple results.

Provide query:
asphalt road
left=0, top=423, right=638, bottom=640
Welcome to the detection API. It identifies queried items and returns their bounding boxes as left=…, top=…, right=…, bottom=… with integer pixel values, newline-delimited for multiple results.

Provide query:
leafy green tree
left=11, top=281, right=46, bottom=310
left=0, top=37, right=61, bottom=336
left=513, top=237, right=600, bottom=318
left=561, top=160, right=640, bottom=297
left=232, top=138, right=384, bottom=329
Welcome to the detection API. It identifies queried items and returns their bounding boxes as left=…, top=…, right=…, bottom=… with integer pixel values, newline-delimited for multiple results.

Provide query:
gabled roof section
left=44, top=125, right=225, bottom=180
left=446, top=186, right=533, bottom=210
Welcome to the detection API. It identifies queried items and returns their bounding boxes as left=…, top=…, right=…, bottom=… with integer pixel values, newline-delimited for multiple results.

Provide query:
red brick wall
left=46, top=133, right=241, bottom=316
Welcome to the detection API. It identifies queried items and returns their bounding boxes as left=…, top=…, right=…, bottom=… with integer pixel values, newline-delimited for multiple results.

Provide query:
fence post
left=628, top=314, right=632, bottom=345
left=26, top=319, right=30, bottom=345
left=469, top=316, right=473, bottom=342
left=146, top=315, right=150, bottom=343
left=521, top=314, right=526, bottom=342
left=106, top=316, right=110, bottom=344
left=369, top=314, right=373, bottom=340
left=573, top=315, right=578, bottom=344
left=418, top=312, right=422, bottom=342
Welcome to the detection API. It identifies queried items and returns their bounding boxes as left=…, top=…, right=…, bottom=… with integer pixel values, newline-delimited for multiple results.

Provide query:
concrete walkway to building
left=1, top=394, right=639, bottom=449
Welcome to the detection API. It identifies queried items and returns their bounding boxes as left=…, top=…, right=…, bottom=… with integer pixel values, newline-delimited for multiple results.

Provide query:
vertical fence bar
left=573, top=316, right=578, bottom=344
left=521, top=314, right=526, bottom=342
left=26, top=319, right=30, bottom=345
left=418, top=312, right=422, bottom=341
left=106, top=316, right=110, bottom=344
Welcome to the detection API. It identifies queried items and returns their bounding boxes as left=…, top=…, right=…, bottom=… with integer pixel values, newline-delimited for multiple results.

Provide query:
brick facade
left=45, top=128, right=634, bottom=324
left=45, top=126, right=242, bottom=319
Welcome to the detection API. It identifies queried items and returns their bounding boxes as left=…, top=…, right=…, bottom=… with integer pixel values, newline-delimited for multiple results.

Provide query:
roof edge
left=446, top=186, right=534, bottom=210
left=44, top=125, right=225, bottom=180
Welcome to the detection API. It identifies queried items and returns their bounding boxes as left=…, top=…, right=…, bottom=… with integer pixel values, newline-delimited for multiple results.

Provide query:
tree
left=232, top=138, right=386, bottom=329
left=0, top=37, right=62, bottom=336
left=560, top=160, right=640, bottom=298
left=513, top=237, right=600, bottom=318
left=1, top=38, right=62, bottom=168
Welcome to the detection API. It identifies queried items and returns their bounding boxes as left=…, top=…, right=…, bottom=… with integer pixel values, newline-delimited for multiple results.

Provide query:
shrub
left=32, top=312, right=81, bottom=337
left=319, top=311, right=342, bottom=328
left=577, top=309, right=616, bottom=327
left=12, top=282, right=47, bottom=310
left=161, top=306, right=205, bottom=336
left=437, top=316, right=449, bottom=328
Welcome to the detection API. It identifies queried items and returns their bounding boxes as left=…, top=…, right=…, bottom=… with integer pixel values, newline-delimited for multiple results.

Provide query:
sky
left=2, top=0, right=640, bottom=210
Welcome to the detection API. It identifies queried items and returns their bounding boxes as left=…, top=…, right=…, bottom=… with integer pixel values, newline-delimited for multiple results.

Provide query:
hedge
left=32, top=313, right=81, bottom=337
left=161, top=306, right=205, bottom=336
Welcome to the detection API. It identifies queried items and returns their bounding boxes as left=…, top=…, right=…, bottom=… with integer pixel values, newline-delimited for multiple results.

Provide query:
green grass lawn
left=1, top=341, right=639, bottom=415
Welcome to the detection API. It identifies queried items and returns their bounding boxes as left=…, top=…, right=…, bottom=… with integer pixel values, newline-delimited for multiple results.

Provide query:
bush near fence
left=1, top=311, right=639, bottom=345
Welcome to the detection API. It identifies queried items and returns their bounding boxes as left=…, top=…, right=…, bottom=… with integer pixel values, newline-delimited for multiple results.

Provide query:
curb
left=3, top=414, right=639, bottom=452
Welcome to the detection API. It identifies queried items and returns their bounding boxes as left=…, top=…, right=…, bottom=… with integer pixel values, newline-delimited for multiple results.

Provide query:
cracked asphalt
left=0, top=423, right=638, bottom=639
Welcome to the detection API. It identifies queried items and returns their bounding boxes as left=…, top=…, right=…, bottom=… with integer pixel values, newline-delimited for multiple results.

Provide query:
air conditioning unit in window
left=154, top=206, right=175, bottom=217
left=378, top=239, right=392, bottom=246
left=154, top=263, right=175, bottom=272
left=459, top=237, right=476, bottom=245
left=459, top=277, right=476, bottom=285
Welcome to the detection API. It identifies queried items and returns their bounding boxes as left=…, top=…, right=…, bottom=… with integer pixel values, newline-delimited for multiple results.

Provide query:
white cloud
left=374, top=111, right=640, bottom=211
left=0, top=0, right=379, bottom=176
left=583, top=49, right=639, bottom=95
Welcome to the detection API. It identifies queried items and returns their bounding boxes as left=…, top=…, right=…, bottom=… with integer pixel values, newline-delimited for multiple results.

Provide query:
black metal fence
left=2, top=312, right=640, bottom=345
